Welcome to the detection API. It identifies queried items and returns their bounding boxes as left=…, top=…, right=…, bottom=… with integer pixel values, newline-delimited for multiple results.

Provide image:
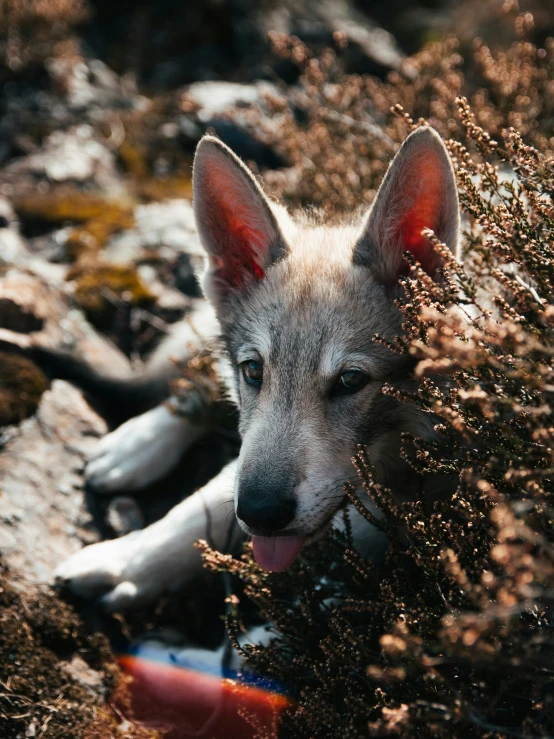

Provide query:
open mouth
left=250, top=497, right=347, bottom=573
left=251, top=535, right=307, bottom=572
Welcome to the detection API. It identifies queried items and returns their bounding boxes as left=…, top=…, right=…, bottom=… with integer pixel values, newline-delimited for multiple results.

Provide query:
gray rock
left=186, top=80, right=278, bottom=122
left=7, top=126, right=122, bottom=194
left=318, top=0, right=408, bottom=74
left=0, top=197, right=31, bottom=267
left=0, top=380, right=106, bottom=586
left=0, top=269, right=132, bottom=379
left=47, top=55, right=142, bottom=114
left=105, top=199, right=203, bottom=265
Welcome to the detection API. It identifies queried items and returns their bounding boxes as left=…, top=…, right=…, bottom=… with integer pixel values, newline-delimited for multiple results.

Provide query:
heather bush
left=0, top=0, right=90, bottom=74
left=199, top=14, right=554, bottom=738
left=0, top=0, right=89, bottom=27
left=230, top=13, right=554, bottom=213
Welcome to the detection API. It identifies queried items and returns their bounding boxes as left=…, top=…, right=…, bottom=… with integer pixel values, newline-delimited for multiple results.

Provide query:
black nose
left=236, top=498, right=297, bottom=533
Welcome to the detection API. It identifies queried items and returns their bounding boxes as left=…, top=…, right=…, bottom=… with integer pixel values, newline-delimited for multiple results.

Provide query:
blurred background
left=1, top=0, right=553, bottom=354
left=1, top=2, right=554, bottom=736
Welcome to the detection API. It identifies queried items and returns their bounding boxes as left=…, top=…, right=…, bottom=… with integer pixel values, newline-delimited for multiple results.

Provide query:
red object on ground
left=117, top=654, right=289, bottom=738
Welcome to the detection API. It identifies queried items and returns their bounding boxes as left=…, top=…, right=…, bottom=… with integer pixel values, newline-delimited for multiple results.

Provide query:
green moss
left=118, top=140, right=149, bottom=178
left=69, top=263, right=155, bottom=329
left=0, top=353, right=49, bottom=427
left=14, top=189, right=125, bottom=224
left=133, top=175, right=192, bottom=202
left=65, top=209, right=135, bottom=261
left=13, top=189, right=135, bottom=261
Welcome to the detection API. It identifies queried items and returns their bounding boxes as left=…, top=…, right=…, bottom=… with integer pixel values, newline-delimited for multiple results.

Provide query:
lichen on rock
left=68, top=263, right=155, bottom=329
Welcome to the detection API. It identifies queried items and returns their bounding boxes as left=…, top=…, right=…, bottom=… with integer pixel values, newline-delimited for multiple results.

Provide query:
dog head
left=193, top=127, right=459, bottom=571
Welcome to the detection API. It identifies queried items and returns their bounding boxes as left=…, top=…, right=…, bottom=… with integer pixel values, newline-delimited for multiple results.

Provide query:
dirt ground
left=0, top=562, right=164, bottom=738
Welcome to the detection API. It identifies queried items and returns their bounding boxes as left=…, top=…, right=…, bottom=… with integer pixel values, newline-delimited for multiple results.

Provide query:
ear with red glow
left=193, top=135, right=286, bottom=306
left=353, top=127, right=459, bottom=285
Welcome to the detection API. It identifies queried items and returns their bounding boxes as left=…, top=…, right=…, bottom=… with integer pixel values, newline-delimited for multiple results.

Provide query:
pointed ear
left=193, top=135, right=286, bottom=306
left=353, top=127, right=459, bottom=285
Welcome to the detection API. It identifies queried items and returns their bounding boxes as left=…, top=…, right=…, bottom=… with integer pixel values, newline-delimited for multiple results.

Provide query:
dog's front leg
left=56, top=460, right=239, bottom=611
left=85, top=401, right=208, bottom=493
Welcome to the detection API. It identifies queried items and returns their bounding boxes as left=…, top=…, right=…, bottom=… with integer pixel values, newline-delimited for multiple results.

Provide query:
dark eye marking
left=241, top=359, right=263, bottom=388
left=330, top=368, right=369, bottom=397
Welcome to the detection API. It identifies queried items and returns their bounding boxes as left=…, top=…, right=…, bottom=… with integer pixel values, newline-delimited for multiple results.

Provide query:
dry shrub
left=0, top=564, right=160, bottom=739
left=0, top=0, right=89, bottom=27
left=0, top=351, right=48, bottom=426
left=199, top=13, right=554, bottom=739
left=227, top=10, right=554, bottom=214
left=0, top=0, right=90, bottom=74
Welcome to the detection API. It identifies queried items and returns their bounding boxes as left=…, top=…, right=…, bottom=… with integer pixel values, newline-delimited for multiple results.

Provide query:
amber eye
left=333, top=369, right=368, bottom=396
left=242, top=360, right=263, bottom=387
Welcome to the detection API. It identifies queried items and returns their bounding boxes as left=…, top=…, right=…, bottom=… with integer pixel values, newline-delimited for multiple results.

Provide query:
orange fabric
left=116, top=654, right=289, bottom=739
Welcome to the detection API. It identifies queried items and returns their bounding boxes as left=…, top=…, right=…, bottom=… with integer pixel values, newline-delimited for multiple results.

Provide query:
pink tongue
left=251, top=535, right=306, bottom=572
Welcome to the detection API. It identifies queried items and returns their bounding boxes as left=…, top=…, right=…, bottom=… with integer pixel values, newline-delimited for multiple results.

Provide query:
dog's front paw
left=55, top=531, right=171, bottom=611
left=85, top=404, right=202, bottom=493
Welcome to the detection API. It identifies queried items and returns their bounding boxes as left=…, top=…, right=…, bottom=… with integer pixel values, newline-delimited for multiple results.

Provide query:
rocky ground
left=0, top=19, right=277, bottom=735
left=0, top=6, right=352, bottom=735
left=0, top=141, right=235, bottom=735
left=1, top=0, right=553, bottom=735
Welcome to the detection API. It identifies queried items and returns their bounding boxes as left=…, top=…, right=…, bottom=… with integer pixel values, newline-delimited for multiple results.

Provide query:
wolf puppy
left=56, top=127, right=459, bottom=611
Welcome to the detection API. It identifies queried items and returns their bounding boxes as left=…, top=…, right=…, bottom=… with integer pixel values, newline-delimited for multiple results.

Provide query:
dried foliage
left=200, top=15, right=554, bottom=739
left=0, top=352, right=48, bottom=426
left=232, top=12, right=554, bottom=213
left=0, top=0, right=89, bottom=27
left=0, top=564, right=159, bottom=739
left=0, top=0, right=90, bottom=74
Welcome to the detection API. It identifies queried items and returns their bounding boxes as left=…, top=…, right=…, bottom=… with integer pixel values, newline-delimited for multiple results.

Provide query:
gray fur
left=54, top=127, right=461, bottom=610
left=193, top=127, right=460, bottom=540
